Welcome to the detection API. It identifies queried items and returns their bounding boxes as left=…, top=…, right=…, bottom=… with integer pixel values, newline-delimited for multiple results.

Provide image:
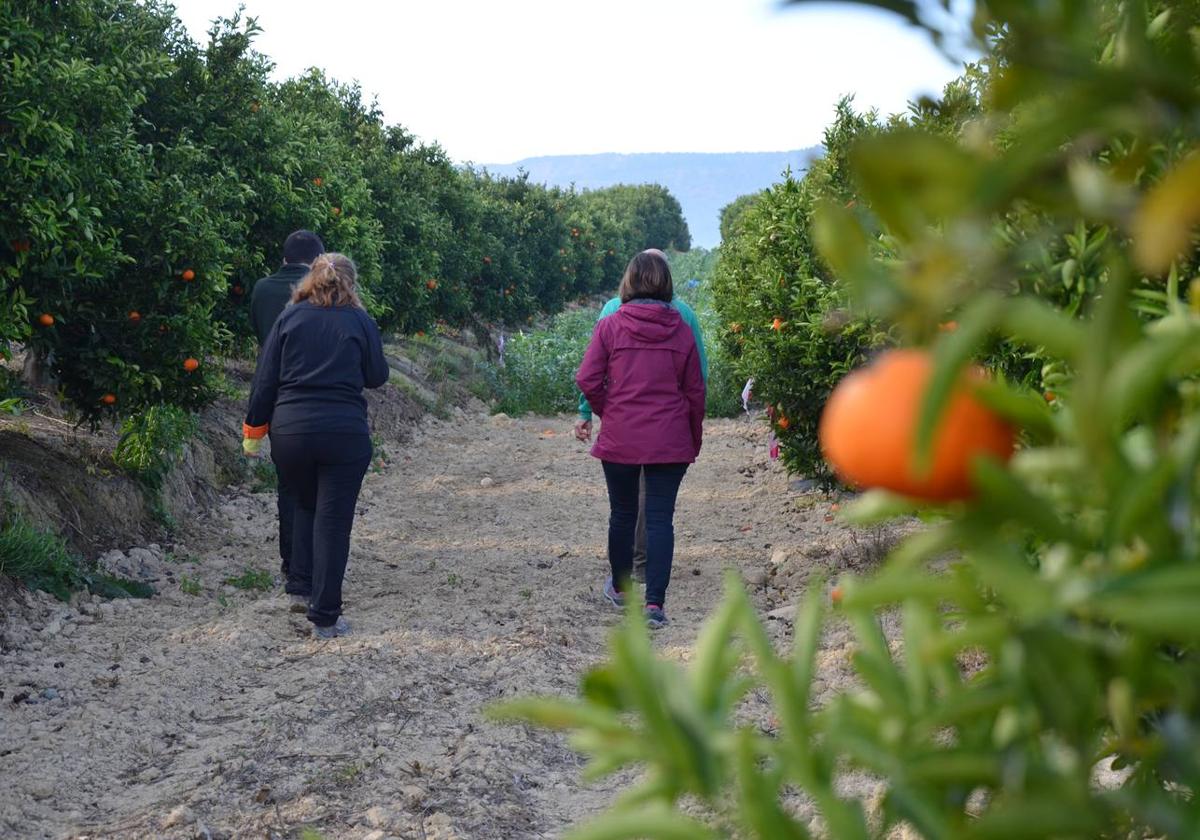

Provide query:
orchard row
left=0, top=1, right=690, bottom=420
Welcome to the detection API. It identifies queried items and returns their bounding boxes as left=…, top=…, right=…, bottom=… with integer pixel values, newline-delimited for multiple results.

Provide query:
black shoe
left=644, top=604, right=667, bottom=629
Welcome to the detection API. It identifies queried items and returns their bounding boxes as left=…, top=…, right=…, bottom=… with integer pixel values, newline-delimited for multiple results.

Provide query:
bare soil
left=0, top=410, right=890, bottom=840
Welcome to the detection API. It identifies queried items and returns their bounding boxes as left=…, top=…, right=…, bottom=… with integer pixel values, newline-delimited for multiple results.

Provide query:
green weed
left=0, top=518, right=153, bottom=600
left=0, top=519, right=85, bottom=600
left=249, top=459, right=277, bottom=493
left=179, top=575, right=202, bottom=596
left=223, top=568, right=273, bottom=592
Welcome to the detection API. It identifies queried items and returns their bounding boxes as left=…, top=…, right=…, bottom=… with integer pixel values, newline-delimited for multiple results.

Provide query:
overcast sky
left=172, top=0, right=966, bottom=164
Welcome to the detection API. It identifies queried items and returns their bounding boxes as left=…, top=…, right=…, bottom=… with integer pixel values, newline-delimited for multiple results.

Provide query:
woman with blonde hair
left=243, top=253, right=389, bottom=639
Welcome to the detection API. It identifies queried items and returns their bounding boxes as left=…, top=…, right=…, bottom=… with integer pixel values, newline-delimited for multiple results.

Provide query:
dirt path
left=0, top=411, right=873, bottom=840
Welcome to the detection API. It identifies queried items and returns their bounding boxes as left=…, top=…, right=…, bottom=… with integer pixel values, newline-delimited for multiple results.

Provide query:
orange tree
left=712, top=100, right=885, bottom=479
left=2, top=0, right=236, bottom=418
left=496, top=1, right=1200, bottom=837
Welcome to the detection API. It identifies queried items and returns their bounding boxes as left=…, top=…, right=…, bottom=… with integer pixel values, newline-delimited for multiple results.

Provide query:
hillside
left=483, top=149, right=821, bottom=248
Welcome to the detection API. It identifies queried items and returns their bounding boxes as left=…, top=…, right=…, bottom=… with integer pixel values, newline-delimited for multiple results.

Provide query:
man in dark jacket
left=249, top=230, right=324, bottom=343
left=248, top=230, right=323, bottom=588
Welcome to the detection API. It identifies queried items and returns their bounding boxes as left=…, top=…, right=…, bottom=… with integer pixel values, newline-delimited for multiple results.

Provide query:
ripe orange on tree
left=183, top=357, right=200, bottom=372
left=100, top=393, right=117, bottom=406
left=312, top=177, right=323, bottom=187
left=426, top=279, right=438, bottom=290
left=771, top=317, right=784, bottom=331
left=777, top=415, right=790, bottom=431
left=37, top=313, right=54, bottom=327
left=818, top=348, right=1015, bottom=502
left=128, top=311, right=141, bottom=323
left=181, top=268, right=195, bottom=281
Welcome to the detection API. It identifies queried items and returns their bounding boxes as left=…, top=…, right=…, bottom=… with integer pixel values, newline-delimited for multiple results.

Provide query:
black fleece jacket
left=249, top=263, right=309, bottom=344
left=245, top=302, right=390, bottom=437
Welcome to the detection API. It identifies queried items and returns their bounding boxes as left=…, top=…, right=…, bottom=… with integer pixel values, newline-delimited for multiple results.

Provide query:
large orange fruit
left=181, top=269, right=195, bottom=281
left=37, top=313, right=54, bottom=327
left=100, top=393, right=117, bottom=405
left=819, top=349, right=1015, bottom=501
left=183, top=357, right=199, bottom=372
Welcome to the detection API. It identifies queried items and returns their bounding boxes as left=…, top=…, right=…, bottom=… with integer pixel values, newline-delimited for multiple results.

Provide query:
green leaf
left=1103, top=326, right=1200, bottom=430
left=735, top=732, right=810, bottom=840
left=915, top=292, right=1005, bottom=468
left=566, top=805, right=722, bottom=840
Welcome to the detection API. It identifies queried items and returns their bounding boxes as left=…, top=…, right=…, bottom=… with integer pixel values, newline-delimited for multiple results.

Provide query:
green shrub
left=113, top=403, right=197, bottom=488
left=491, top=309, right=597, bottom=415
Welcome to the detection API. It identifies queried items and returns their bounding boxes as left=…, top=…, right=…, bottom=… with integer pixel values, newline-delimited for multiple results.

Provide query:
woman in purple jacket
left=575, top=250, right=705, bottom=628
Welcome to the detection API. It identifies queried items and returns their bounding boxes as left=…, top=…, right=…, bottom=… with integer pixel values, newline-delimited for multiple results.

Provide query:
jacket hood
left=615, top=301, right=681, bottom=343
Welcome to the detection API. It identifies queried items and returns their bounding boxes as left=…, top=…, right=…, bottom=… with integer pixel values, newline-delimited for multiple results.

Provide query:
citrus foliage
left=499, top=1, right=1200, bottom=837
left=0, top=1, right=688, bottom=421
left=712, top=104, right=886, bottom=477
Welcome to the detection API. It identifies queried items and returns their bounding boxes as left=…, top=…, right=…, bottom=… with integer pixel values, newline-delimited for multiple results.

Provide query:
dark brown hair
left=292, top=253, right=363, bottom=309
left=618, top=249, right=673, bottom=303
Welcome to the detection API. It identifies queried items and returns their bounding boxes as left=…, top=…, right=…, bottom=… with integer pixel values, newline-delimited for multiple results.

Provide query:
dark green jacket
left=249, top=263, right=309, bottom=344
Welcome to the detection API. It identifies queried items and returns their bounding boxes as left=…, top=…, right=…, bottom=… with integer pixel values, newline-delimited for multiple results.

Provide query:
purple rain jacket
left=575, top=300, right=705, bottom=464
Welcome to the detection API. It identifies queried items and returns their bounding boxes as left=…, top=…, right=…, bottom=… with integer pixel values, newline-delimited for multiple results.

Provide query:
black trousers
left=276, top=468, right=294, bottom=576
left=271, top=433, right=371, bottom=627
left=601, top=461, right=688, bottom=608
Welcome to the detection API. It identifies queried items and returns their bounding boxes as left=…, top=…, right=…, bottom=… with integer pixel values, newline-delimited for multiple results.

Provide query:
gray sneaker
left=602, top=576, right=624, bottom=609
left=313, top=616, right=350, bottom=639
left=644, top=605, right=667, bottom=629
left=288, top=594, right=309, bottom=614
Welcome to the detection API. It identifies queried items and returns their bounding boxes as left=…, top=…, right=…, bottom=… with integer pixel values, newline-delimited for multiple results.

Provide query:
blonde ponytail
left=292, top=252, right=363, bottom=309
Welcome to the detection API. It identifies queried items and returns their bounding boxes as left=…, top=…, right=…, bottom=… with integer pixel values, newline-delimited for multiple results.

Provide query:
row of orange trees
left=0, top=1, right=689, bottom=422
left=502, top=0, right=1200, bottom=836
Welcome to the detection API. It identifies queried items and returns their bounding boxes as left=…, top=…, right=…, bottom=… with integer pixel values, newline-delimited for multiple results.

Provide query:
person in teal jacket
left=574, top=249, right=709, bottom=583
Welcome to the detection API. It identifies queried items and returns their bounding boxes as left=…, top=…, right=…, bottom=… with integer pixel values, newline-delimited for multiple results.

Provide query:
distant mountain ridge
left=483, top=149, right=821, bottom=249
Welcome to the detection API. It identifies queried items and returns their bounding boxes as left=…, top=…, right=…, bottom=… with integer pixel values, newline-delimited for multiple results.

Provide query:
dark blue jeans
left=602, top=461, right=688, bottom=608
left=271, top=433, right=371, bottom=627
